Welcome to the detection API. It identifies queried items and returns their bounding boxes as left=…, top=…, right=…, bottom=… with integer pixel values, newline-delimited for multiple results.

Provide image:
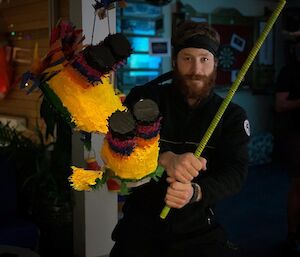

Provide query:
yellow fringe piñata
left=47, top=66, right=125, bottom=134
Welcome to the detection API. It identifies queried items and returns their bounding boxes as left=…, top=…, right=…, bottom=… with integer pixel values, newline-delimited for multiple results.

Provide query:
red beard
left=173, top=67, right=217, bottom=106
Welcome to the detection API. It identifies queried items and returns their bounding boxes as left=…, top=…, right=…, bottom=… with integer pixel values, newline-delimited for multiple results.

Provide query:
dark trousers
left=109, top=224, right=241, bottom=257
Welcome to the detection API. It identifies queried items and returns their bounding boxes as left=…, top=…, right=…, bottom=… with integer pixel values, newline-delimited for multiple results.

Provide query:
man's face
left=174, top=47, right=217, bottom=101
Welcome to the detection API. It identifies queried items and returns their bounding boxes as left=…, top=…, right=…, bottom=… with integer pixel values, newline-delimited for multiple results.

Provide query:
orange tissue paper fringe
left=101, top=136, right=160, bottom=180
left=69, top=166, right=103, bottom=191
left=47, top=67, right=125, bottom=133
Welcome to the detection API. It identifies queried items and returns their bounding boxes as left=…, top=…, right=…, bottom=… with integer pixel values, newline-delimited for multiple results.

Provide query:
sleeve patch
left=244, top=120, right=251, bottom=136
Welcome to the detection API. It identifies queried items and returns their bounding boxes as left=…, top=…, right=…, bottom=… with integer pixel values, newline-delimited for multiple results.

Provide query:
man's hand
left=164, top=177, right=194, bottom=209
left=159, top=152, right=206, bottom=208
left=159, top=151, right=207, bottom=183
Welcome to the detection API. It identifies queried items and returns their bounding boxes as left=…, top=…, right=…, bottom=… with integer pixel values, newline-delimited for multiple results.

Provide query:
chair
left=0, top=154, right=39, bottom=250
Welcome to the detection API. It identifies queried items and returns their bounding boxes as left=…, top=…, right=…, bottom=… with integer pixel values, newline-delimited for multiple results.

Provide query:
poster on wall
left=213, top=24, right=253, bottom=86
left=149, top=38, right=171, bottom=56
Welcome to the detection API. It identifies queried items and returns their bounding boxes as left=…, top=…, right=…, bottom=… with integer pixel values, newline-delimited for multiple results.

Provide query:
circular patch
left=244, top=120, right=250, bottom=136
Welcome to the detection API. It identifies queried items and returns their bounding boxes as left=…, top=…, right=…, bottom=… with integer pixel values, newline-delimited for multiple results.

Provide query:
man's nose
left=190, top=60, right=204, bottom=75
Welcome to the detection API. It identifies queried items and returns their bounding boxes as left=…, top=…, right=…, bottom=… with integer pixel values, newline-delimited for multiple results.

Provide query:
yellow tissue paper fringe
left=101, top=137, right=160, bottom=180
left=47, top=66, right=125, bottom=133
left=69, top=166, right=103, bottom=191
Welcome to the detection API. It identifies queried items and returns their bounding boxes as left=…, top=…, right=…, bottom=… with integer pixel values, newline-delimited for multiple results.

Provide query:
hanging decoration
left=19, top=2, right=164, bottom=195
left=19, top=20, right=131, bottom=134
left=66, top=1, right=163, bottom=191
left=101, top=99, right=162, bottom=180
left=66, top=1, right=165, bottom=193
left=71, top=99, right=164, bottom=194
left=69, top=166, right=103, bottom=191
left=93, top=0, right=127, bottom=20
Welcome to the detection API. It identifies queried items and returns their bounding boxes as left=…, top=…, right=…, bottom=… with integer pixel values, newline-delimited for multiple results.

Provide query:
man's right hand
left=158, top=151, right=207, bottom=183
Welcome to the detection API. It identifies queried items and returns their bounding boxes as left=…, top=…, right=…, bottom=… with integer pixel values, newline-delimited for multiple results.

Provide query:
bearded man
left=109, top=21, right=250, bottom=257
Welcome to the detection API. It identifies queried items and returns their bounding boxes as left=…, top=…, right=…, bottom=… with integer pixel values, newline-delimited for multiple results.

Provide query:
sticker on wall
left=230, top=33, right=246, bottom=52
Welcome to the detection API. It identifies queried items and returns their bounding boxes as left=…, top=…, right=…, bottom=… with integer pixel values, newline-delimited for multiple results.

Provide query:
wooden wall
left=0, top=0, right=69, bottom=131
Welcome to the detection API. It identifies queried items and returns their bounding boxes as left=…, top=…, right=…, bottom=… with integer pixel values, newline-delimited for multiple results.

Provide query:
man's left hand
left=164, top=177, right=194, bottom=209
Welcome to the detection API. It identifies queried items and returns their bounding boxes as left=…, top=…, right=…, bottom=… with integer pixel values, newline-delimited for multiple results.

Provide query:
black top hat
left=133, top=99, right=160, bottom=125
left=108, top=110, right=136, bottom=139
left=104, top=33, right=132, bottom=61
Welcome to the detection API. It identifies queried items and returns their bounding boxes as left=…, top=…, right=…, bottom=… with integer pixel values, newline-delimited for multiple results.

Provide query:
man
left=275, top=41, right=300, bottom=255
left=110, top=21, right=250, bottom=257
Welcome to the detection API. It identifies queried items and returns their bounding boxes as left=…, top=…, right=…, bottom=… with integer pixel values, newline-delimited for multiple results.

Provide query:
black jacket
left=114, top=82, right=250, bottom=240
